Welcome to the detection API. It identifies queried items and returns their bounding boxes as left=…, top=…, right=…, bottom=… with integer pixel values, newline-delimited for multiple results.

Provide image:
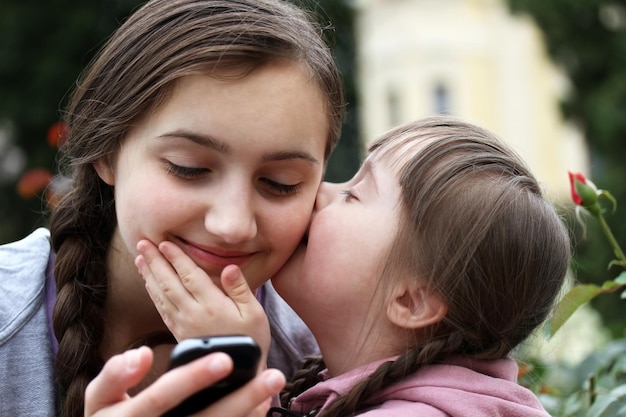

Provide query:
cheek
left=308, top=213, right=389, bottom=279
left=262, top=198, right=313, bottom=262
left=114, top=176, right=193, bottom=250
left=308, top=214, right=357, bottom=262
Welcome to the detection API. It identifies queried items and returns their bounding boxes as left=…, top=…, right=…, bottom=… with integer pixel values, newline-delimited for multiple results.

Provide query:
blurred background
left=1, top=0, right=625, bottom=364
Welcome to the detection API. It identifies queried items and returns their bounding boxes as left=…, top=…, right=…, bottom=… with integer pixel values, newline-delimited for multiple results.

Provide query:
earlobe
left=93, top=157, right=115, bottom=185
left=386, top=285, right=447, bottom=330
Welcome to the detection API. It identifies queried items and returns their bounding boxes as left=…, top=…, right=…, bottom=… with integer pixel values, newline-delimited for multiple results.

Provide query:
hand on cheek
left=135, top=240, right=271, bottom=358
left=135, top=239, right=190, bottom=337
left=220, top=264, right=272, bottom=365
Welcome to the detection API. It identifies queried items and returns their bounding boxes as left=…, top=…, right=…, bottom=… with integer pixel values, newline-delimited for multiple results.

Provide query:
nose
left=314, top=181, right=341, bottom=212
left=204, top=186, right=258, bottom=245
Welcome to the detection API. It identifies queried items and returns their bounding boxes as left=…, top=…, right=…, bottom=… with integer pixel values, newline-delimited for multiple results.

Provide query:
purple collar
left=44, top=252, right=58, bottom=355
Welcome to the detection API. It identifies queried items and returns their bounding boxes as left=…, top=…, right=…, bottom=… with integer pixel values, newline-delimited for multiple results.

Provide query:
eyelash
left=165, top=162, right=208, bottom=179
left=261, top=179, right=301, bottom=196
left=341, top=189, right=357, bottom=201
left=166, top=162, right=301, bottom=196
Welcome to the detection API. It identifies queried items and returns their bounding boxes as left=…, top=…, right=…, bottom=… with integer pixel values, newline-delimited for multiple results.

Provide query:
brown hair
left=282, top=116, right=570, bottom=416
left=50, top=1, right=344, bottom=415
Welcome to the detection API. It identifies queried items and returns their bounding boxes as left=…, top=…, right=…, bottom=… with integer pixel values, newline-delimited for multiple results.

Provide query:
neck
left=100, top=234, right=174, bottom=393
left=312, top=317, right=403, bottom=377
left=100, top=231, right=169, bottom=361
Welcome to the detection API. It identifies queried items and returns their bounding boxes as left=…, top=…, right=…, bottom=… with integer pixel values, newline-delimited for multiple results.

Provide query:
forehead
left=368, top=134, right=431, bottom=176
left=147, top=62, right=328, bottom=142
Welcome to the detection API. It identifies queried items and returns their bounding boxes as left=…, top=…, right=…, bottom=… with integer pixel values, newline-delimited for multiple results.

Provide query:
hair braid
left=45, top=1, right=344, bottom=415
left=51, top=178, right=115, bottom=417
left=318, top=336, right=453, bottom=417
left=281, top=356, right=327, bottom=408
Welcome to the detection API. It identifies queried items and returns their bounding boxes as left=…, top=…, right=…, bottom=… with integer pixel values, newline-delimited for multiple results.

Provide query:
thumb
left=220, top=265, right=256, bottom=310
left=220, top=265, right=271, bottom=361
left=84, top=346, right=153, bottom=416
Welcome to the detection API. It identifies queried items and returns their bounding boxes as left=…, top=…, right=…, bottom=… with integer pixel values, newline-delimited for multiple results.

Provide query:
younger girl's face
left=272, top=152, right=402, bottom=341
left=95, top=60, right=329, bottom=291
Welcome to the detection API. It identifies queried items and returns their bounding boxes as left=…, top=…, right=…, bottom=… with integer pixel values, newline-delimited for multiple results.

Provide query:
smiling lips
left=178, top=238, right=255, bottom=270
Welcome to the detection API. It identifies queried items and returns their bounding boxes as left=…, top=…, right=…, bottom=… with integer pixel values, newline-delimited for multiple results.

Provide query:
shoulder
left=0, top=228, right=51, bottom=280
left=0, top=228, right=52, bottom=341
left=359, top=401, right=448, bottom=416
left=261, top=282, right=319, bottom=378
left=1, top=227, right=51, bottom=260
left=262, top=281, right=317, bottom=350
left=366, top=358, right=549, bottom=416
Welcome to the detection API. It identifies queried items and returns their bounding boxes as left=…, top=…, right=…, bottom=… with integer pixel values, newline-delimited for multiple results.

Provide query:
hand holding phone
left=163, top=335, right=261, bottom=417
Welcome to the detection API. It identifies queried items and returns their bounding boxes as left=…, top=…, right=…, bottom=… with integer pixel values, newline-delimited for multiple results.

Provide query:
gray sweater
left=0, top=228, right=317, bottom=416
left=0, top=228, right=56, bottom=416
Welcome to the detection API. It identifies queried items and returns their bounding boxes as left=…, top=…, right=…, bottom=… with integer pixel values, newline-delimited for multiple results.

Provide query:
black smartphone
left=162, top=335, right=261, bottom=417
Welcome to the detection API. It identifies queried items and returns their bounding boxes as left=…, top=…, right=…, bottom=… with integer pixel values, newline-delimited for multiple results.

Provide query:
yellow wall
left=353, top=0, right=589, bottom=202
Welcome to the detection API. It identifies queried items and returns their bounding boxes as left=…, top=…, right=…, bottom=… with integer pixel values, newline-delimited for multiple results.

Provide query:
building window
left=387, top=88, right=400, bottom=127
left=434, top=83, right=450, bottom=115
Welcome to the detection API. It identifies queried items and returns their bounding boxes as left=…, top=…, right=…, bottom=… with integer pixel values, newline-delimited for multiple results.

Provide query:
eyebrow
left=262, top=150, right=320, bottom=165
left=158, top=130, right=320, bottom=165
left=159, top=130, right=230, bottom=153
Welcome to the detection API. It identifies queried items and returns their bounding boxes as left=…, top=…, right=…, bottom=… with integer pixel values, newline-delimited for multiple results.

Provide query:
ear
left=386, top=284, right=447, bottom=330
left=93, top=157, right=115, bottom=185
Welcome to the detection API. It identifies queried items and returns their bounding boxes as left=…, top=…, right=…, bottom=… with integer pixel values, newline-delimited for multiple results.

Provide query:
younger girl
left=137, top=116, right=570, bottom=416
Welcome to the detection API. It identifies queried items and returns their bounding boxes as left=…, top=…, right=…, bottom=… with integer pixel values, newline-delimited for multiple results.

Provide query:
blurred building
left=353, top=0, right=589, bottom=202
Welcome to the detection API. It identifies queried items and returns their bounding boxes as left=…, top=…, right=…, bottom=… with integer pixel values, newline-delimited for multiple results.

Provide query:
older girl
left=0, top=0, right=343, bottom=416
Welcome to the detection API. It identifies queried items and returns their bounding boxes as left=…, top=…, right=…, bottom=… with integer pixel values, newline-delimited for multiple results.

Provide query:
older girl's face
left=95, top=60, right=329, bottom=290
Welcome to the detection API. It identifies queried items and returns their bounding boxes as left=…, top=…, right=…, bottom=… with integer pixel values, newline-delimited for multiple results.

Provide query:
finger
left=136, top=254, right=179, bottom=331
left=220, top=265, right=271, bottom=360
left=196, top=369, right=286, bottom=417
left=159, top=241, right=219, bottom=298
left=220, top=265, right=257, bottom=314
left=84, top=346, right=153, bottom=416
left=127, top=352, right=234, bottom=416
left=136, top=240, right=184, bottom=310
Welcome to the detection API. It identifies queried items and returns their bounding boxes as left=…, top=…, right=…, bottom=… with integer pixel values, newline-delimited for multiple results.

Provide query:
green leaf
left=598, top=189, right=618, bottom=214
left=551, top=279, right=626, bottom=336
left=550, top=284, right=602, bottom=336
left=586, top=385, right=626, bottom=417
left=600, top=280, right=622, bottom=290
left=614, top=271, right=626, bottom=285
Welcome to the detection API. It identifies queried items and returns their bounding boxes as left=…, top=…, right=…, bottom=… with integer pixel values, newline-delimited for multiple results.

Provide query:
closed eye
left=165, top=162, right=209, bottom=179
left=341, top=189, right=357, bottom=202
left=261, top=178, right=301, bottom=196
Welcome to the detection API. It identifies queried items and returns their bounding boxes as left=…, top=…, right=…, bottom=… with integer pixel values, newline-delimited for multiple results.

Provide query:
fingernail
left=208, top=353, right=230, bottom=374
left=126, top=348, right=140, bottom=371
left=135, top=256, right=146, bottom=278
left=265, top=370, right=286, bottom=391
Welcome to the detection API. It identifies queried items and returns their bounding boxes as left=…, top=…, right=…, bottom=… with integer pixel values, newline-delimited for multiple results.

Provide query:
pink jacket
left=286, top=356, right=550, bottom=416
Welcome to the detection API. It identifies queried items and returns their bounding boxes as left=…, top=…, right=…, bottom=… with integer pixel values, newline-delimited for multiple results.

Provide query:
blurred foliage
left=0, top=0, right=360, bottom=244
left=527, top=176, right=626, bottom=415
left=506, top=0, right=626, bottom=338
left=521, top=339, right=626, bottom=416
